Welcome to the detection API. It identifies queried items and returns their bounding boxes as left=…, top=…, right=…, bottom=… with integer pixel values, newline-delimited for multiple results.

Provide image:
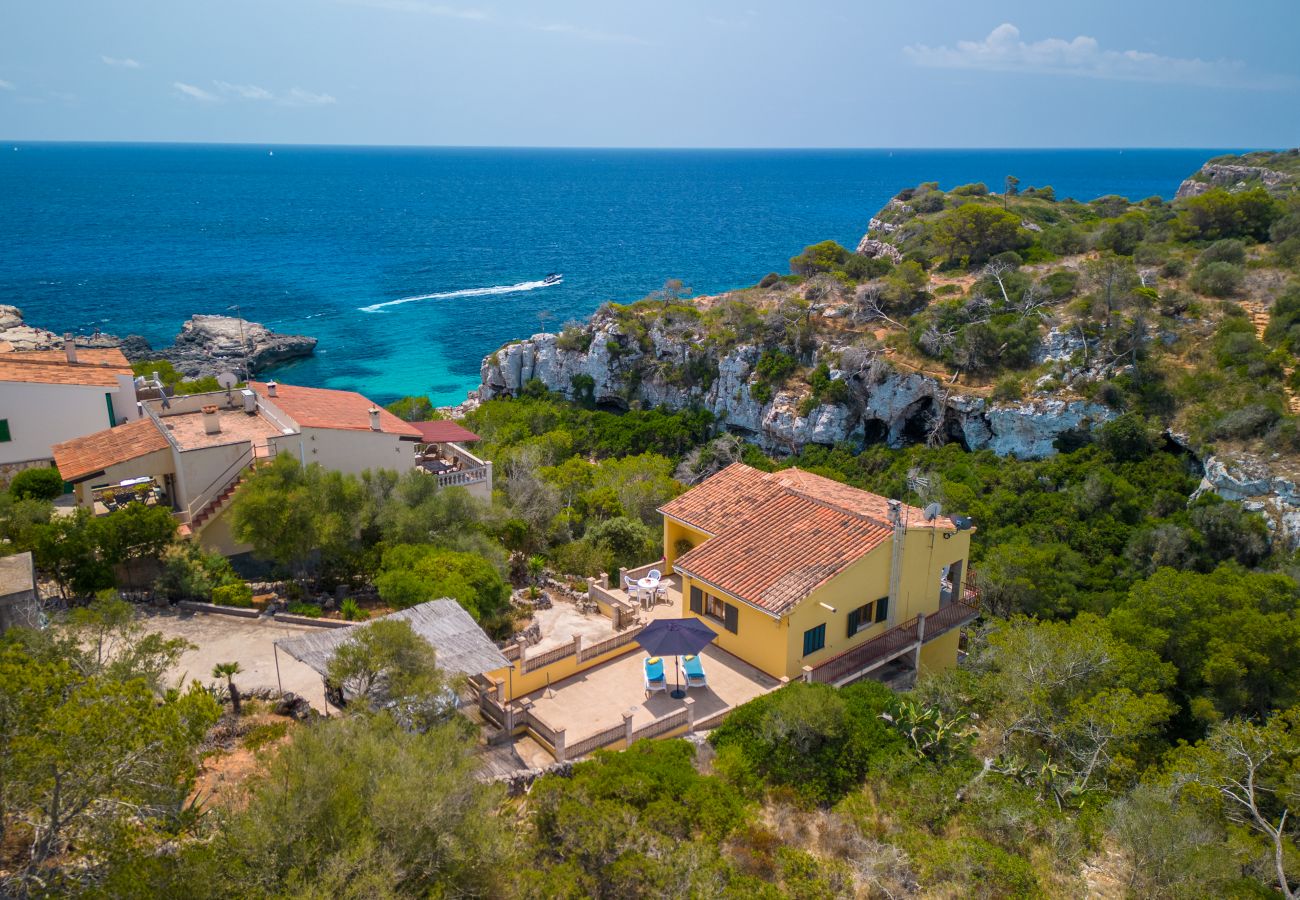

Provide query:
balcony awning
left=410, top=420, right=480, bottom=443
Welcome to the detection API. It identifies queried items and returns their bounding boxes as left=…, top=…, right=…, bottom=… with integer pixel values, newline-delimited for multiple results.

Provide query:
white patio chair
left=647, top=568, right=662, bottom=582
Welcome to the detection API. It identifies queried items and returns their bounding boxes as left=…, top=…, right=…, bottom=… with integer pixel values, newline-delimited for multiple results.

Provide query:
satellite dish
left=216, top=371, right=238, bottom=390
left=923, top=502, right=943, bottom=522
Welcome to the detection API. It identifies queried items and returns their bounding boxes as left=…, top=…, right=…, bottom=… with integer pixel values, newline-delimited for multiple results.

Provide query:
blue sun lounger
left=644, top=656, right=667, bottom=697
left=682, top=654, right=707, bottom=689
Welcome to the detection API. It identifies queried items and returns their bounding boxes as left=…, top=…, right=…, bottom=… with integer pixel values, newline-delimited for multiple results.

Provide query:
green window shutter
left=875, top=597, right=889, bottom=623
left=689, top=586, right=703, bottom=615
left=104, top=393, right=117, bottom=427
left=846, top=608, right=860, bottom=637
left=723, top=603, right=738, bottom=634
left=802, top=624, right=825, bottom=656
left=0, top=419, right=10, bottom=442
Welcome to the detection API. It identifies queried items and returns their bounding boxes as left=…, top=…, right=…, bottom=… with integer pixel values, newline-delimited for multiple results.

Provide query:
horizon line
left=0, top=138, right=1260, bottom=153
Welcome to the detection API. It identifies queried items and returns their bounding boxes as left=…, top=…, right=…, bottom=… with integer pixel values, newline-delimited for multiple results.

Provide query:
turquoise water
left=0, top=145, right=1227, bottom=404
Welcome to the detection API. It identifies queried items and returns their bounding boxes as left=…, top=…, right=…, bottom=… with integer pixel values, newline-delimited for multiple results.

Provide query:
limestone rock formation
left=0, top=306, right=316, bottom=379
left=166, top=315, right=317, bottom=378
left=476, top=312, right=1114, bottom=460
left=1195, top=453, right=1300, bottom=550
left=1175, top=157, right=1298, bottom=199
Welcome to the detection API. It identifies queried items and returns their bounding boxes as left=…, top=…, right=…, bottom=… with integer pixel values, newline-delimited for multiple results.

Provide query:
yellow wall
left=677, top=573, right=790, bottom=678
left=196, top=504, right=253, bottom=557
left=485, top=637, right=649, bottom=702
left=663, top=516, right=711, bottom=574
left=918, top=629, right=961, bottom=675
left=673, top=519, right=973, bottom=680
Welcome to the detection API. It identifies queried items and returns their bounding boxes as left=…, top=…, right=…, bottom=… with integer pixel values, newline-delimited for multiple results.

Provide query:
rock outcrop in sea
left=0, top=306, right=316, bottom=379
left=474, top=311, right=1113, bottom=461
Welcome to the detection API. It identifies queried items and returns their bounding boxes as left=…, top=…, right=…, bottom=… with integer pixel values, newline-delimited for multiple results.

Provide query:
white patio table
left=635, top=577, right=660, bottom=610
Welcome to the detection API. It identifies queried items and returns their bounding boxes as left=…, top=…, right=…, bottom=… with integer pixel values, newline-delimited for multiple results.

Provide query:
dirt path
left=1243, top=298, right=1300, bottom=414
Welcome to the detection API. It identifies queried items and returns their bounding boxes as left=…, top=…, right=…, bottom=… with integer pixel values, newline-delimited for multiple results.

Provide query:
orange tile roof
left=52, top=419, right=170, bottom=483
left=665, top=463, right=953, bottom=616
left=411, top=420, right=480, bottom=443
left=0, top=347, right=133, bottom=387
left=249, top=382, right=421, bottom=437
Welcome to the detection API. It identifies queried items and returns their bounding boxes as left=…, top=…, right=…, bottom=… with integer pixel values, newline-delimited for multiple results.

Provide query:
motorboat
left=543, top=272, right=563, bottom=285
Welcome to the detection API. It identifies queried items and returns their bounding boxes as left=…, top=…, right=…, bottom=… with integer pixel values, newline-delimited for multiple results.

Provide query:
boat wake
left=359, top=278, right=557, bottom=313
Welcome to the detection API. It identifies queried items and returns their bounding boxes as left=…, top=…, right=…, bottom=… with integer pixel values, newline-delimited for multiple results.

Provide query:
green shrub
left=1212, top=404, right=1280, bottom=439
left=241, top=719, right=290, bottom=752
left=154, top=544, right=241, bottom=601
left=286, top=602, right=323, bottom=618
left=556, top=324, right=590, bottom=352
left=8, top=466, right=65, bottom=501
left=384, top=396, right=437, bottom=422
left=340, top=598, right=368, bottom=621
left=1189, top=261, right=1244, bottom=297
left=211, top=582, right=255, bottom=608
left=758, top=272, right=781, bottom=288
left=950, top=182, right=988, bottom=196
left=990, top=376, right=1024, bottom=402
left=709, top=681, right=903, bottom=806
left=1197, top=239, right=1247, bottom=267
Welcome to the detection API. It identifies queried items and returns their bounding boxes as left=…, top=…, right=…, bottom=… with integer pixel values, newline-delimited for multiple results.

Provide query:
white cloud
left=173, top=81, right=221, bottom=102
left=101, top=55, right=142, bottom=69
left=0, top=79, right=15, bottom=91
left=214, top=81, right=274, bottom=100
left=282, top=87, right=337, bottom=106
left=905, top=23, right=1292, bottom=90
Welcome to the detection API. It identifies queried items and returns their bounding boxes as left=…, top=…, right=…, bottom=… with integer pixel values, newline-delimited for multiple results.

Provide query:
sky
left=1, top=0, right=1297, bottom=148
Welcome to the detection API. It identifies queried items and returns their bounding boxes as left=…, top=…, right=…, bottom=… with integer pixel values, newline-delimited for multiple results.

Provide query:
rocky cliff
left=1174, top=149, right=1300, bottom=199
left=0, top=306, right=316, bottom=379
left=476, top=311, right=1112, bottom=460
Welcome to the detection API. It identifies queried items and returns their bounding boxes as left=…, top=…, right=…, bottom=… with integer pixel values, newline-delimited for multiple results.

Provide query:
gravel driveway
left=136, top=608, right=339, bottom=711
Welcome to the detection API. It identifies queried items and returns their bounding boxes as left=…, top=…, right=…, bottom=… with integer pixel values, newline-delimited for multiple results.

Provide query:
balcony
left=416, top=441, right=491, bottom=489
left=807, top=580, right=981, bottom=687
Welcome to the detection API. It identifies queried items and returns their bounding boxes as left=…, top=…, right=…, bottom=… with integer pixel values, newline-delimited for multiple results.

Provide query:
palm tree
left=212, top=661, right=243, bottom=716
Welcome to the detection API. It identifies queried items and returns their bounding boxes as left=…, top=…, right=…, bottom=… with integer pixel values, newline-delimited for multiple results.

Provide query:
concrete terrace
left=521, top=641, right=779, bottom=747
left=531, top=574, right=684, bottom=653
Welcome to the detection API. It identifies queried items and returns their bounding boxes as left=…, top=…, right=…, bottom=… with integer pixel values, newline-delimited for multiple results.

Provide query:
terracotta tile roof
left=0, top=348, right=133, bottom=387
left=410, top=420, right=480, bottom=443
left=659, top=463, right=786, bottom=535
left=249, top=382, right=421, bottom=437
left=666, top=463, right=953, bottom=616
left=52, top=419, right=170, bottom=483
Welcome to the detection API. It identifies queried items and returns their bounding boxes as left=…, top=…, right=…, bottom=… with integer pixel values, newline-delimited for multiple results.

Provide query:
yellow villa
left=661, top=463, right=977, bottom=684
left=471, top=462, right=980, bottom=763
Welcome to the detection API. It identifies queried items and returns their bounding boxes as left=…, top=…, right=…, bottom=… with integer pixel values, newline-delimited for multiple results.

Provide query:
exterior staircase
left=189, top=474, right=247, bottom=532
left=177, top=441, right=273, bottom=538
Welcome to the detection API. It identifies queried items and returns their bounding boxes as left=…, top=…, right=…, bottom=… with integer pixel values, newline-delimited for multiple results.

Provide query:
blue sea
left=0, top=144, right=1229, bottom=405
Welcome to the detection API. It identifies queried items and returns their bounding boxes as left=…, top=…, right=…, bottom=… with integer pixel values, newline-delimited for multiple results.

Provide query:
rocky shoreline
left=0, top=306, right=316, bottom=379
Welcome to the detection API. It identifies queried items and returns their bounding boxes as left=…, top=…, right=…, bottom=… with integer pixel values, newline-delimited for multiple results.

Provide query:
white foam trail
left=359, top=278, right=555, bottom=313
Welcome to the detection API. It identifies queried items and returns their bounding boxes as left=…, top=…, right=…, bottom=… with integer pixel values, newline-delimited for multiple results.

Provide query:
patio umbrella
left=635, top=617, right=717, bottom=698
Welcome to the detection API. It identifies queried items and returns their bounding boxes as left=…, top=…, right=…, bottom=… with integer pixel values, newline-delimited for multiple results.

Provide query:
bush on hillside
left=1189, top=261, right=1245, bottom=298
left=709, top=680, right=903, bottom=806
left=8, top=467, right=64, bottom=501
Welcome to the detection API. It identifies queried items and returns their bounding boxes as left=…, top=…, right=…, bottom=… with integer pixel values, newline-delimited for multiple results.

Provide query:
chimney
left=887, top=498, right=902, bottom=527
left=368, top=406, right=382, bottom=431
left=202, top=405, right=221, bottom=435
left=63, top=333, right=77, bottom=364
left=266, top=380, right=278, bottom=397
